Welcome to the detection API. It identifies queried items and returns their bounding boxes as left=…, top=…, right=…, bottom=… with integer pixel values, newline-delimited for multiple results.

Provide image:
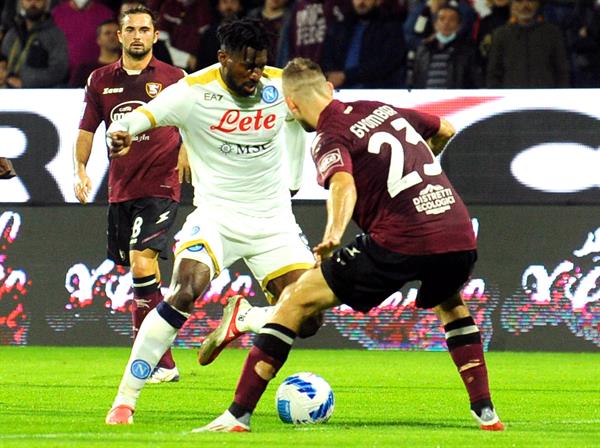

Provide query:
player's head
left=118, top=5, right=158, bottom=60
left=282, top=58, right=333, bottom=132
left=217, top=18, right=270, bottom=97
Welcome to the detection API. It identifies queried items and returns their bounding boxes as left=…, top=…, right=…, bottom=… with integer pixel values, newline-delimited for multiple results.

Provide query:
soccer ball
left=275, top=372, right=335, bottom=424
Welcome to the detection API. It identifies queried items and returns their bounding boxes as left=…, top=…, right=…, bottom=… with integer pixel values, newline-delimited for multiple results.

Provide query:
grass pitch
left=0, top=347, right=598, bottom=448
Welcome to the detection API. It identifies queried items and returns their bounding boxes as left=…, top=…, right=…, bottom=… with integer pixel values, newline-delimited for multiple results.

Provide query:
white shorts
left=174, top=205, right=314, bottom=296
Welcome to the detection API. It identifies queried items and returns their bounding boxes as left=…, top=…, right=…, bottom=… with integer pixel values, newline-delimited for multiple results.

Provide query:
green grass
left=0, top=347, right=599, bottom=447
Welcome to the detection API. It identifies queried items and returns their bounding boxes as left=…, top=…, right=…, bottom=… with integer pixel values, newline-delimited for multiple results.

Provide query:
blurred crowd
left=0, top=0, right=599, bottom=89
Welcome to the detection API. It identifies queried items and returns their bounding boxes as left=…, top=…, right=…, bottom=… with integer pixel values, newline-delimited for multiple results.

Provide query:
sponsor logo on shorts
left=130, top=359, right=152, bottom=379
left=262, top=85, right=279, bottom=103
left=318, top=148, right=343, bottom=176
left=145, top=82, right=163, bottom=98
left=187, top=243, right=205, bottom=252
left=413, top=184, right=455, bottom=215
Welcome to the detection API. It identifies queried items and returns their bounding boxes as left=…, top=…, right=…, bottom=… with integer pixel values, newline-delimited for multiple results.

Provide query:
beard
left=125, top=45, right=151, bottom=60
left=223, top=71, right=257, bottom=97
left=24, top=8, right=45, bottom=21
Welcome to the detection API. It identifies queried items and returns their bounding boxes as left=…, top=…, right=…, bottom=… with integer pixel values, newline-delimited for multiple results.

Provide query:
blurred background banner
left=1, top=89, right=599, bottom=204
left=1, top=204, right=598, bottom=351
left=1, top=89, right=598, bottom=351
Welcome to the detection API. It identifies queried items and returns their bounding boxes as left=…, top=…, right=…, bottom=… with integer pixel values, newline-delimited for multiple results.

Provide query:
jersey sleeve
left=311, top=132, right=353, bottom=189
left=78, top=71, right=103, bottom=133
left=284, top=117, right=306, bottom=191
left=121, top=78, right=195, bottom=135
left=396, top=107, right=441, bottom=140
left=143, top=79, right=195, bottom=127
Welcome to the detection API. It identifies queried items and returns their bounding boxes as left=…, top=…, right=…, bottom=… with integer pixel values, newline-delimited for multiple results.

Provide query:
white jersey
left=112, top=63, right=306, bottom=217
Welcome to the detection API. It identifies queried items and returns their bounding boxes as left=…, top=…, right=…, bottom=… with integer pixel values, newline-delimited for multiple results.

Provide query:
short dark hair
left=217, top=17, right=270, bottom=54
left=97, top=19, right=118, bottom=37
left=436, top=5, right=461, bottom=22
left=118, top=5, right=157, bottom=30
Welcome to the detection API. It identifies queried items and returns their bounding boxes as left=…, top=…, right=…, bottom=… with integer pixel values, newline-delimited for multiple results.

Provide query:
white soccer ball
left=275, top=372, right=335, bottom=424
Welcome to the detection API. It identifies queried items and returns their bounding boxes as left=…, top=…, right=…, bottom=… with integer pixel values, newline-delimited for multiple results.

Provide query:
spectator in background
left=410, top=5, right=482, bottom=88
left=567, top=0, right=600, bottom=87
left=52, top=0, right=114, bottom=78
left=120, top=1, right=173, bottom=65
left=149, top=0, right=214, bottom=70
left=321, top=0, right=406, bottom=88
left=68, top=19, right=119, bottom=87
left=276, top=0, right=350, bottom=67
left=486, top=0, right=570, bottom=87
left=195, top=0, right=243, bottom=70
left=1, top=0, right=68, bottom=87
left=404, top=0, right=477, bottom=52
left=0, top=53, right=7, bottom=87
left=476, top=0, right=510, bottom=71
left=247, top=0, right=290, bottom=65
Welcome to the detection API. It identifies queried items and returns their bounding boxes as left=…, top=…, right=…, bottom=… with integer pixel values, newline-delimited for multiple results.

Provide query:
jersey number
left=130, top=217, right=143, bottom=244
left=367, top=118, right=442, bottom=197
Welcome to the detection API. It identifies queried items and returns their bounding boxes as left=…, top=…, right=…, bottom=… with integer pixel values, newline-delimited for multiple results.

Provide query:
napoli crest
left=145, top=82, right=163, bottom=98
left=262, top=85, right=279, bottom=104
left=130, top=359, right=152, bottom=379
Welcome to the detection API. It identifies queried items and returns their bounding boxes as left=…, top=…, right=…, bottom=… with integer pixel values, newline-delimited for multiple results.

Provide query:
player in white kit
left=104, top=18, right=321, bottom=425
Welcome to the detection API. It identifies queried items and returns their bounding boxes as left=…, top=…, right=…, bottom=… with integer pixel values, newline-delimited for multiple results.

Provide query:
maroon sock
left=132, top=275, right=175, bottom=369
left=229, top=323, right=296, bottom=417
left=444, top=317, right=491, bottom=406
left=449, top=343, right=491, bottom=404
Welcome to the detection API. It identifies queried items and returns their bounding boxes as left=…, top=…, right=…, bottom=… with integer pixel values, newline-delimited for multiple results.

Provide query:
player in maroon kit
left=73, top=5, right=189, bottom=383
left=196, top=58, right=504, bottom=432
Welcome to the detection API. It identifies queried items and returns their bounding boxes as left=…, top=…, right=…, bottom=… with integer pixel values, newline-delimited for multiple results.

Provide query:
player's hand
left=313, top=237, right=341, bottom=264
left=177, top=145, right=191, bottom=183
left=74, top=171, right=92, bottom=204
left=106, top=130, right=132, bottom=158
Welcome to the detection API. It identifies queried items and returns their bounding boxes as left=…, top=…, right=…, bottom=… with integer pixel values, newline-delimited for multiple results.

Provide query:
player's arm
left=314, top=171, right=357, bottom=263
left=284, top=117, right=306, bottom=196
left=73, top=130, right=95, bottom=204
left=427, top=117, right=455, bottom=156
left=177, top=143, right=191, bottom=184
left=107, top=80, right=194, bottom=158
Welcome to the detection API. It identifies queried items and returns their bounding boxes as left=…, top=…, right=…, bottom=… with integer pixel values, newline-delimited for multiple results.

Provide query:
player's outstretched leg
left=197, top=295, right=275, bottom=366
left=193, top=322, right=296, bottom=432
left=437, top=294, right=504, bottom=431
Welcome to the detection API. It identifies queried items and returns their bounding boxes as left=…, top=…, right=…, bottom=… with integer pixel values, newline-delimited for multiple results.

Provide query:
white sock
left=112, top=308, right=179, bottom=409
left=236, top=305, right=275, bottom=333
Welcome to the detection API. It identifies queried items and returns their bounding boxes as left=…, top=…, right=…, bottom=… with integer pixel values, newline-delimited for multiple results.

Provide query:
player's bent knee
left=254, top=360, right=276, bottom=380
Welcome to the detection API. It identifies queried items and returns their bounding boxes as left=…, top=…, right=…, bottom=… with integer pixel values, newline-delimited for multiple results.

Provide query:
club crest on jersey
left=261, top=85, right=278, bottom=104
left=145, top=82, right=163, bottom=98
left=318, top=148, right=343, bottom=175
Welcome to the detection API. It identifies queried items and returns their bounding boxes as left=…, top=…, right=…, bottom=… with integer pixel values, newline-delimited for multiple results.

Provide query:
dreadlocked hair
left=217, top=17, right=271, bottom=54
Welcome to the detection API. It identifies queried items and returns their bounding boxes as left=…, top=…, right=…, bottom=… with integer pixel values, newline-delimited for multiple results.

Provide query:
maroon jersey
left=79, top=57, right=185, bottom=203
left=313, top=100, right=476, bottom=255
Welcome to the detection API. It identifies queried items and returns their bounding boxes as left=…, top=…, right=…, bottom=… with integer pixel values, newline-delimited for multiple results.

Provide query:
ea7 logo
left=145, top=82, right=163, bottom=98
